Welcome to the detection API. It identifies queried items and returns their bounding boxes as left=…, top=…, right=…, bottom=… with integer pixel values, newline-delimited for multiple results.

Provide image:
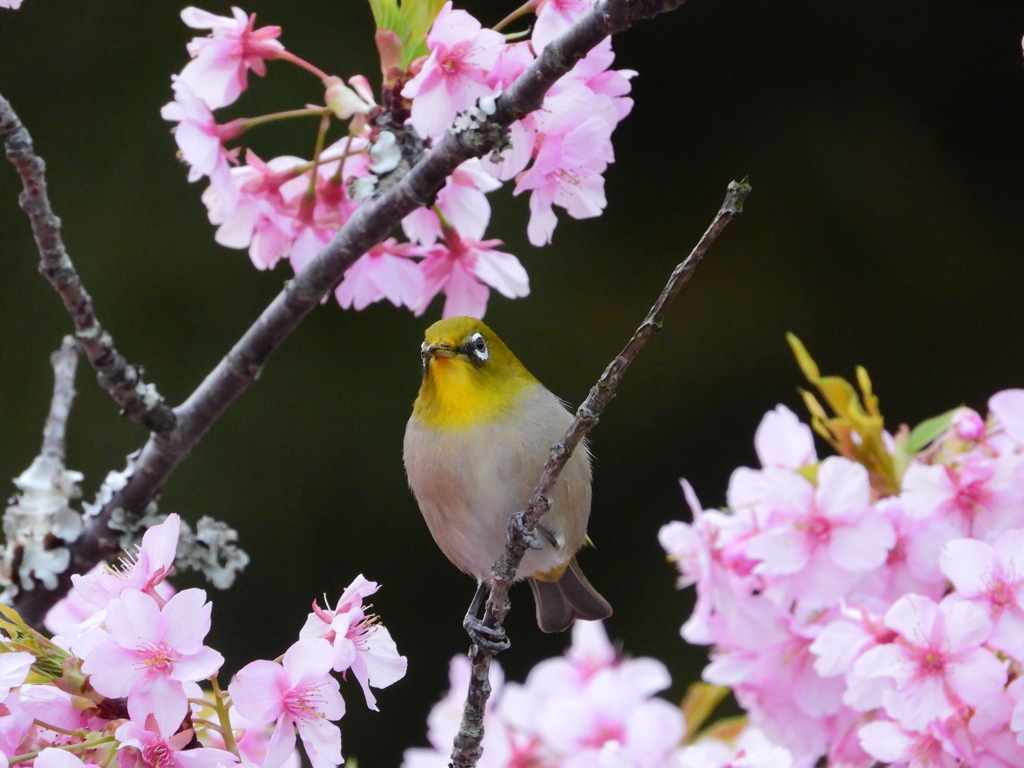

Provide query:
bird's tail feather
left=528, top=557, right=612, bottom=633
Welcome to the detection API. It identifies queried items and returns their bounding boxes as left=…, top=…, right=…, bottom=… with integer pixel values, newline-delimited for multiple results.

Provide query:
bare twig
left=42, top=337, right=79, bottom=464
left=449, top=179, right=752, bottom=768
left=0, top=97, right=176, bottom=435
left=6, top=0, right=692, bottom=624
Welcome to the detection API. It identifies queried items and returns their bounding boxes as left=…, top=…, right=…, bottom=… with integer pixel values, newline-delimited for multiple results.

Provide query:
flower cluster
left=0, top=514, right=406, bottom=768
left=162, top=0, right=634, bottom=318
left=404, top=620, right=796, bottom=768
left=661, top=345, right=1024, bottom=766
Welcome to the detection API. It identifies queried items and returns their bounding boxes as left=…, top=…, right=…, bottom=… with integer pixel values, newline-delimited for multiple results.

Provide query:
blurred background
left=2, top=0, right=1024, bottom=763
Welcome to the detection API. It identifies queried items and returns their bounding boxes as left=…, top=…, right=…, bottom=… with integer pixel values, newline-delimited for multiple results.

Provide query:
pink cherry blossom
left=34, top=749, right=97, bottom=768
left=941, top=529, right=1024, bottom=658
left=533, top=0, right=595, bottom=50
left=161, top=78, right=241, bottom=211
left=901, top=452, right=1024, bottom=541
left=402, top=159, right=501, bottom=246
left=0, top=0, right=24, bottom=9
left=513, top=86, right=615, bottom=246
left=299, top=575, right=408, bottom=711
left=745, top=457, right=896, bottom=607
left=415, top=231, right=528, bottom=319
left=82, top=588, right=224, bottom=736
left=854, top=594, right=1006, bottom=730
left=990, top=389, right=1024, bottom=445
left=71, top=514, right=180, bottom=610
left=178, top=6, right=284, bottom=110
left=401, top=2, right=505, bottom=139
left=334, top=240, right=424, bottom=312
left=115, top=719, right=237, bottom=768
left=858, top=719, right=962, bottom=768
left=753, top=405, right=816, bottom=470
left=0, top=653, right=33, bottom=700
left=229, top=638, right=344, bottom=768
left=951, top=407, right=987, bottom=442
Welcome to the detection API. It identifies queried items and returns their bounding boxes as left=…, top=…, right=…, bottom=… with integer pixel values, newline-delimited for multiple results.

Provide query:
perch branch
left=0, top=96, right=176, bottom=435
left=42, top=336, right=79, bottom=464
left=6, top=0, right=691, bottom=624
left=450, top=179, right=752, bottom=768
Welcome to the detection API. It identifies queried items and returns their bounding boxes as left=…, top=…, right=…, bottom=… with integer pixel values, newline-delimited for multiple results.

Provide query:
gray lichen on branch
left=449, top=179, right=751, bottom=768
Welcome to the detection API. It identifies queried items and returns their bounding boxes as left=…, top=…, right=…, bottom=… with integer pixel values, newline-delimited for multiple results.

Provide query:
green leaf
left=368, top=0, right=446, bottom=68
left=906, top=408, right=957, bottom=455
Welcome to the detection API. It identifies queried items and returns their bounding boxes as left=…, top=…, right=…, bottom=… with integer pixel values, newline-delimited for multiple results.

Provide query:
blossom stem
left=300, top=113, right=332, bottom=218
left=210, top=674, right=240, bottom=758
left=330, top=135, right=355, bottom=185
left=242, top=107, right=332, bottom=132
left=10, top=736, right=115, bottom=765
left=31, top=719, right=87, bottom=738
left=492, top=0, right=539, bottom=33
left=192, top=718, right=228, bottom=735
left=275, top=50, right=331, bottom=81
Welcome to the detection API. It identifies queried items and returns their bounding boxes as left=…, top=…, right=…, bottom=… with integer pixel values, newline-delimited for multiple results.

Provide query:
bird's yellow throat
left=414, top=355, right=535, bottom=429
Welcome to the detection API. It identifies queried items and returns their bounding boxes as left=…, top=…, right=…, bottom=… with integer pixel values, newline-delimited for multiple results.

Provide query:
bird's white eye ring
left=470, top=332, right=488, bottom=361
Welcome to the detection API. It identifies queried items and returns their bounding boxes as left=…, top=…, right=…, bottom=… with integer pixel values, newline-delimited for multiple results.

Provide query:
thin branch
left=0, top=97, right=176, bottom=435
left=7, top=0, right=692, bottom=624
left=41, top=336, right=79, bottom=464
left=449, top=179, right=752, bottom=768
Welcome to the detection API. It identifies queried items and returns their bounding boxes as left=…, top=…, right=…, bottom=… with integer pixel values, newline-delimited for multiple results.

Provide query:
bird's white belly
left=403, top=385, right=592, bottom=581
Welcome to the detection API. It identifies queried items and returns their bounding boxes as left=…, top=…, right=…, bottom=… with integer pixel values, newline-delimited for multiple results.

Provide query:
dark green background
left=2, top=0, right=1023, bottom=763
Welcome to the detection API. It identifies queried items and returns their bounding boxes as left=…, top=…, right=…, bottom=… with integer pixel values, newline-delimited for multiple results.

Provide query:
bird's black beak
left=421, top=341, right=454, bottom=369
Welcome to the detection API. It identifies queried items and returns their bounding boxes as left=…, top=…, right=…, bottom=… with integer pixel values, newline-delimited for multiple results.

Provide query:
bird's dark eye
left=469, top=332, right=488, bottom=362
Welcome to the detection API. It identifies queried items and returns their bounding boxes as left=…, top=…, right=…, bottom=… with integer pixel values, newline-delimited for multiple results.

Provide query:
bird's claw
left=464, top=615, right=510, bottom=653
left=509, top=511, right=545, bottom=550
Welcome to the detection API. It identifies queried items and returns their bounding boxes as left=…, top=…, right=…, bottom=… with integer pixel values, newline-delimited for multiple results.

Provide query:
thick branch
left=450, top=179, right=752, bottom=768
left=0, top=96, right=176, bottom=435
left=42, top=336, right=80, bottom=464
left=9, top=0, right=693, bottom=624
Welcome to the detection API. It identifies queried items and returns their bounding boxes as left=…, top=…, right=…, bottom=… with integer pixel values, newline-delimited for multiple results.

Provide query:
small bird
left=403, top=316, right=612, bottom=634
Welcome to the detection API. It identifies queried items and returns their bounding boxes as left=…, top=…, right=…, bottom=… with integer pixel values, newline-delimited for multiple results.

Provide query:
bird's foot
left=509, top=511, right=545, bottom=550
left=464, top=614, right=510, bottom=653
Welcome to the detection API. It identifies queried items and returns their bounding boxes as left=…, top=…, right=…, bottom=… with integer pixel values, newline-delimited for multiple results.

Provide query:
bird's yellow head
left=412, top=317, right=539, bottom=430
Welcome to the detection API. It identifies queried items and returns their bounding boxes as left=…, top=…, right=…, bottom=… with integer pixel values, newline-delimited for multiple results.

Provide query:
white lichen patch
left=452, top=92, right=500, bottom=134
left=0, top=454, right=84, bottom=600
left=368, top=131, right=402, bottom=175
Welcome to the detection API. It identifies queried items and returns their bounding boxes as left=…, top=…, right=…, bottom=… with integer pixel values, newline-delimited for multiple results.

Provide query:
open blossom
left=71, top=514, right=180, bottom=610
left=533, top=0, right=595, bottom=50
left=334, top=240, right=424, bottom=312
left=514, top=86, right=615, bottom=246
left=161, top=77, right=241, bottom=211
left=0, top=653, right=33, bottom=700
left=745, top=456, right=896, bottom=607
left=178, top=6, right=284, bottom=109
left=229, top=638, right=344, bottom=768
left=941, top=529, right=1024, bottom=658
left=853, top=594, right=1006, bottom=730
left=402, top=159, right=501, bottom=246
left=416, top=232, right=528, bottom=319
left=0, top=0, right=23, bottom=8
left=116, top=719, right=237, bottom=768
left=401, top=2, right=504, bottom=140
left=82, top=588, right=224, bottom=735
left=299, top=575, right=408, bottom=711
